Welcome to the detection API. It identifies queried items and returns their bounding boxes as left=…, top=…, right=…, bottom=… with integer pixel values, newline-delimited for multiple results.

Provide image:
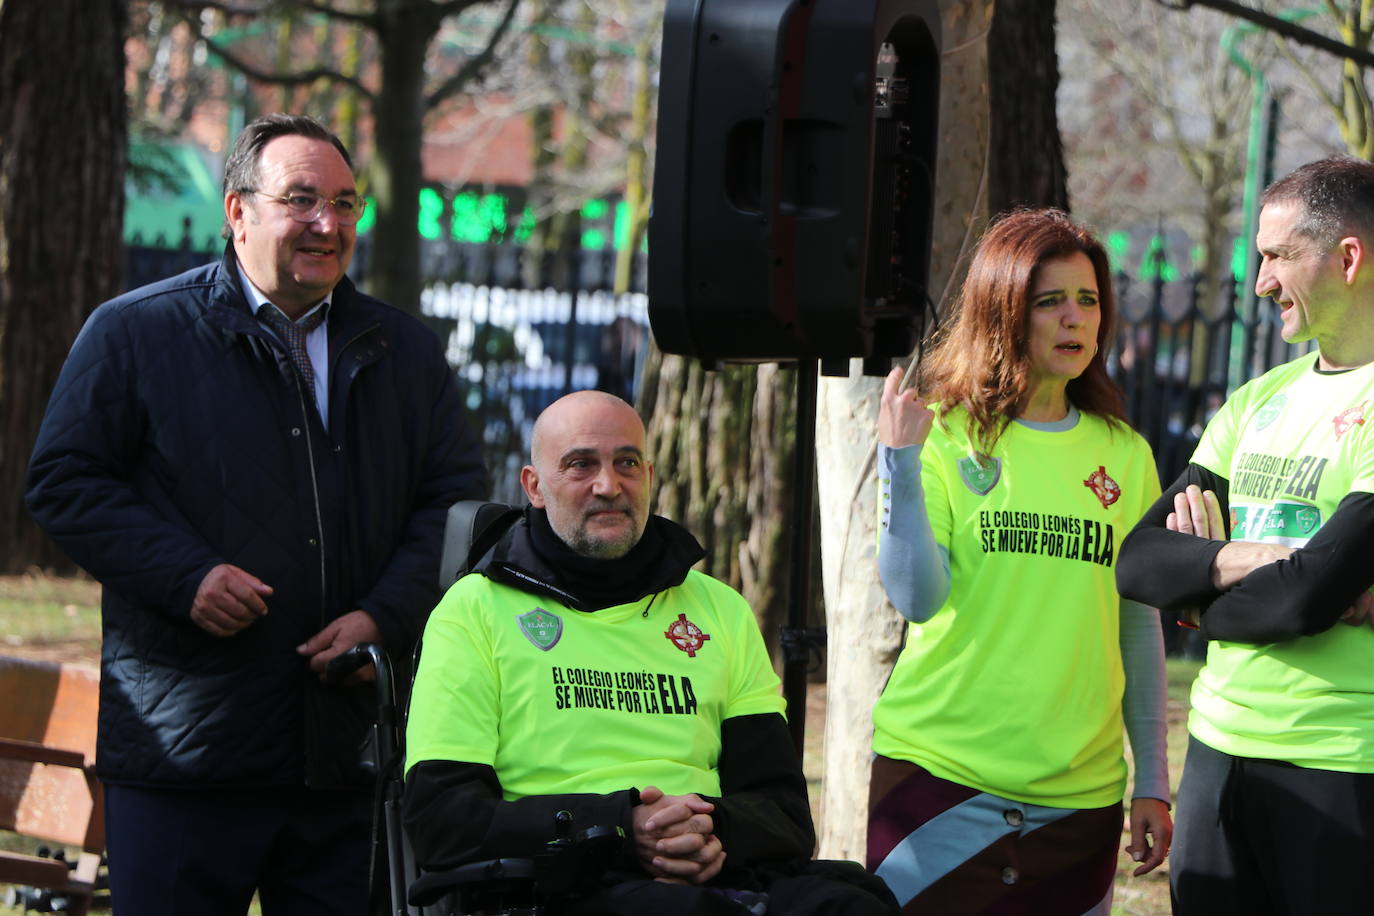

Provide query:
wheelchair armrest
left=408, top=824, right=626, bottom=907
left=408, top=857, right=536, bottom=907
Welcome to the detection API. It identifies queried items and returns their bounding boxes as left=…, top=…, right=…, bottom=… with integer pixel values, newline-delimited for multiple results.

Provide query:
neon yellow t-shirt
left=1189, top=355, right=1374, bottom=772
left=405, top=569, right=786, bottom=800
left=872, top=407, right=1160, bottom=808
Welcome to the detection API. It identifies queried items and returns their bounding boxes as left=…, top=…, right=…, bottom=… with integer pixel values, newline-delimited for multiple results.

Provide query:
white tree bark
left=814, top=0, right=996, bottom=861
left=814, top=368, right=903, bottom=862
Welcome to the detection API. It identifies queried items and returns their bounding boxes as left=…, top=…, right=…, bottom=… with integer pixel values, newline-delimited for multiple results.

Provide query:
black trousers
left=1172, top=735, right=1374, bottom=916
left=104, top=783, right=372, bottom=916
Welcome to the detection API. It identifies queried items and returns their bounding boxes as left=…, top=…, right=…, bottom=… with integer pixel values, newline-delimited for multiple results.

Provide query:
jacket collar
left=206, top=243, right=374, bottom=345
left=479, top=508, right=706, bottom=612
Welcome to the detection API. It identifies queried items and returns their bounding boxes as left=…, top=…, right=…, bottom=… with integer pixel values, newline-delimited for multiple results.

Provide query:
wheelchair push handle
left=324, top=642, right=396, bottom=708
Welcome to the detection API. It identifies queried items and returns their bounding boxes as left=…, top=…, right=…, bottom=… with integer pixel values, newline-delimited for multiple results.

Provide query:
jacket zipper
left=315, top=321, right=380, bottom=626
left=289, top=365, right=330, bottom=629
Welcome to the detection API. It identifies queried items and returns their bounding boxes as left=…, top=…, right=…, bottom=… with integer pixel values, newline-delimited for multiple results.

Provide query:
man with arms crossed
left=1117, top=156, right=1374, bottom=915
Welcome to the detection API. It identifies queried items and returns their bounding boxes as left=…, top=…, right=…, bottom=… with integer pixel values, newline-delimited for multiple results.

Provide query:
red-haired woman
left=865, top=208, right=1172, bottom=914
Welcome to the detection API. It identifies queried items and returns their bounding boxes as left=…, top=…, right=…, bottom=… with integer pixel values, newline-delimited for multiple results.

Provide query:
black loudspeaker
left=649, top=0, right=941, bottom=370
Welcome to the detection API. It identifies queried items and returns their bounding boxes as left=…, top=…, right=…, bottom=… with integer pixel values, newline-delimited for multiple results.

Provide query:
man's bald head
left=521, top=391, right=653, bottom=559
left=530, top=390, right=643, bottom=468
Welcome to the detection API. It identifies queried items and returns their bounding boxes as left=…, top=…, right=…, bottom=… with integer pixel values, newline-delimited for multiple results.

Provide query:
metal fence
left=421, top=283, right=649, bottom=503
left=1107, top=271, right=1314, bottom=487
left=125, top=229, right=221, bottom=291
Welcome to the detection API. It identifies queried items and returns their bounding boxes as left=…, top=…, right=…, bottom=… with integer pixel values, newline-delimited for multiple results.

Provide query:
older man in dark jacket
left=25, top=113, right=486, bottom=916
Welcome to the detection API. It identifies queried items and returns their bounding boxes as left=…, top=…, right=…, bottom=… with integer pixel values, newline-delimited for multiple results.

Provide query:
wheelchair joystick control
left=552, top=810, right=573, bottom=843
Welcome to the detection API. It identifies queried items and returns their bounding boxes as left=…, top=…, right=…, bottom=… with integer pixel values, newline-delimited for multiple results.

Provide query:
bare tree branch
left=435, top=0, right=492, bottom=16
left=178, top=11, right=376, bottom=102
left=282, top=1, right=377, bottom=28
left=1270, top=30, right=1343, bottom=117
left=1254, top=1, right=1374, bottom=157
left=1142, top=5, right=1220, bottom=190
left=1157, top=0, right=1374, bottom=67
left=164, top=0, right=376, bottom=28
left=163, top=0, right=267, bottom=15
left=586, top=111, right=630, bottom=141
left=426, top=0, right=521, bottom=110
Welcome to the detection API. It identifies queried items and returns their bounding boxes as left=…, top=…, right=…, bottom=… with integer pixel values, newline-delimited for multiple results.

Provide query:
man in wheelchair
left=403, top=390, right=895, bottom=914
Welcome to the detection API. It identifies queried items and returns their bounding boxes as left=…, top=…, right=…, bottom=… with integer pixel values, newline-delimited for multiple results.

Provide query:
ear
left=1339, top=235, right=1364, bottom=285
left=520, top=465, right=545, bottom=507
left=225, top=191, right=247, bottom=242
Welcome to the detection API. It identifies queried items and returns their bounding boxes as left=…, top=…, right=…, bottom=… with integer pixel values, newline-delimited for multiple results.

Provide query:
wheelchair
left=329, top=641, right=626, bottom=916
left=334, top=500, right=897, bottom=916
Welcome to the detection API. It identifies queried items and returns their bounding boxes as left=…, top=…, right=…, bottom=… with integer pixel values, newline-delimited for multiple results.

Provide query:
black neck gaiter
left=493, top=507, right=704, bottom=611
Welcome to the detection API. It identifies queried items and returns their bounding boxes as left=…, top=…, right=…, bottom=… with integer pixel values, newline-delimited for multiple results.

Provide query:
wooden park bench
left=0, top=655, right=102, bottom=915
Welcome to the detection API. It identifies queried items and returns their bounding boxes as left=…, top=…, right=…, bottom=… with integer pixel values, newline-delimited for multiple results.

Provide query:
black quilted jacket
left=26, top=247, right=487, bottom=790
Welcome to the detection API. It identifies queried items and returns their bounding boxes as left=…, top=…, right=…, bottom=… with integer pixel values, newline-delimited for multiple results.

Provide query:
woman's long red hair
left=919, top=207, right=1127, bottom=457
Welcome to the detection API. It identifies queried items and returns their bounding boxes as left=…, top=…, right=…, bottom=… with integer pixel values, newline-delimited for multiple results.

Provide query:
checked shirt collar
left=237, top=264, right=332, bottom=422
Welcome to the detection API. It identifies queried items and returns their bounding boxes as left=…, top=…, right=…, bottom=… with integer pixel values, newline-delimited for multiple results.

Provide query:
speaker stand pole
left=782, top=357, right=821, bottom=757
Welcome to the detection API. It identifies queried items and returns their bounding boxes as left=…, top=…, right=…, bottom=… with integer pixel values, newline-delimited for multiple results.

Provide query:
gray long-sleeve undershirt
left=877, top=438, right=1170, bottom=803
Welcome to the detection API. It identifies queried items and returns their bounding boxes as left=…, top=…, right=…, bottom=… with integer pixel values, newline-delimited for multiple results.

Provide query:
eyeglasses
left=250, top=190, right=367, bottom=225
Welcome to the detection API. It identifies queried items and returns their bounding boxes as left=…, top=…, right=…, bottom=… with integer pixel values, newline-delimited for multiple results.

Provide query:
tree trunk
left=522, top=0, right=558, bottom=290
left=545, top=1, right=597, bottom=295
left=614, top=26, right=655, bottom=296
left=369, top=3, right=439, bottom=317
left=639, top=351, right=797, bottom=659
left=336, top=25, right=364, bottom=157
left=1189, top=144, right=1234, bottom=387
left=1334, top=8, right=1374, bottom=161
left=815, top=0, right=1067, bottom=860
left=986, top=0, right=1069, bottom=213
left=0, top=0, right=128, bottom=572
left=273, top=14, right=297, bottom=114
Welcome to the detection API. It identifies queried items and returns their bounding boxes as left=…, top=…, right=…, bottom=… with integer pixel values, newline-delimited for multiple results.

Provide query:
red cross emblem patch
left=1083, top=465, right=1121, bottom=509
left=664, top=613, right=711, bottom=657
left=1333, top=401, right=1368, bottom=440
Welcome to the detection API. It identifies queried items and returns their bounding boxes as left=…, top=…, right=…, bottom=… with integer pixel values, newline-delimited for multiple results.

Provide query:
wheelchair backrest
left=439, top=500, right=523, bottom=590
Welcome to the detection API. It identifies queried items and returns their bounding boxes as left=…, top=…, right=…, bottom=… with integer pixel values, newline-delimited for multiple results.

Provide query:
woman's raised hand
left=878, top=366, right=935, bottom=449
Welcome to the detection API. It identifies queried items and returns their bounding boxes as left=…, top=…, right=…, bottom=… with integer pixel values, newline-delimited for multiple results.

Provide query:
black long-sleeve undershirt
left=1117, top=463, right=1374, bottom=643
left=402, top=711, right=814, bottom=879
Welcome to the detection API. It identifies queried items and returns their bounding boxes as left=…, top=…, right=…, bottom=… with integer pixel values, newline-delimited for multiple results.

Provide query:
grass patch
left=1168, top=657, right=1204, bottom=700
left=0, top=574, right=101, bottom=666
